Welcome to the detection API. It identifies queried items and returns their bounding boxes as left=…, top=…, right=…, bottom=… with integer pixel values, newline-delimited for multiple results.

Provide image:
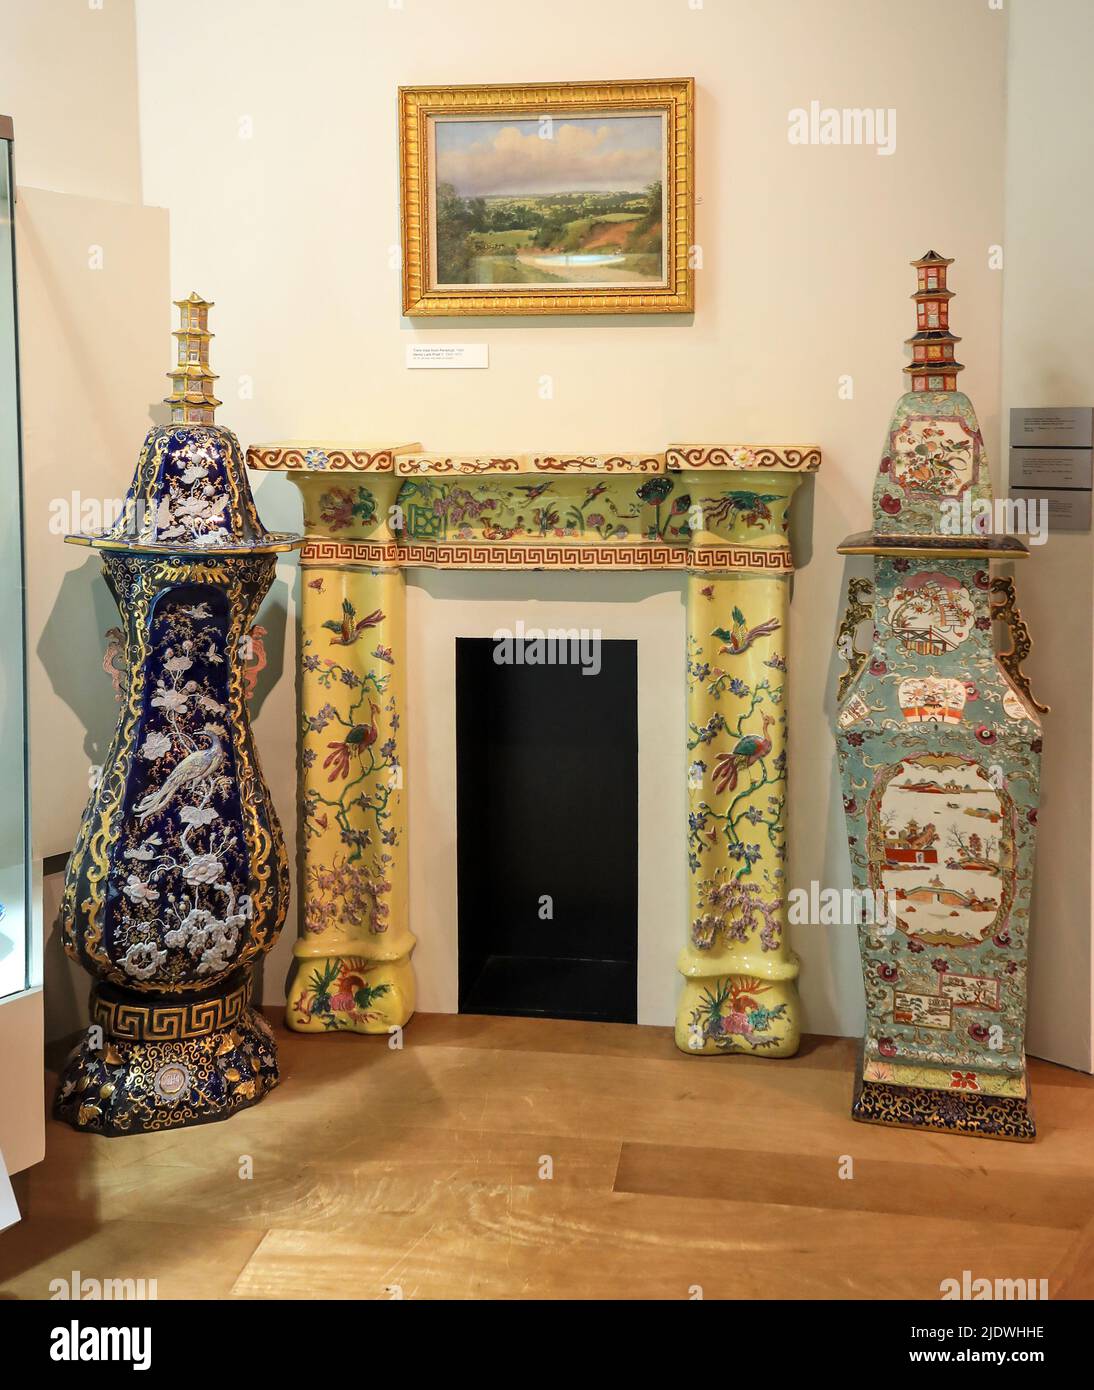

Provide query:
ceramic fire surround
left=247, top=442, right=820, bottom=1051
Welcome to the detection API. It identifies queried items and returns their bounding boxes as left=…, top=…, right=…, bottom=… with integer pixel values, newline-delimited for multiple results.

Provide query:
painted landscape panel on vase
left=869, top=755, right=1013, bottom=948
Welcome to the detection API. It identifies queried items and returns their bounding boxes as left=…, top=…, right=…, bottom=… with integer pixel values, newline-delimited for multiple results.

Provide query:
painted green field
left=435, top=183, right=664, bottom=285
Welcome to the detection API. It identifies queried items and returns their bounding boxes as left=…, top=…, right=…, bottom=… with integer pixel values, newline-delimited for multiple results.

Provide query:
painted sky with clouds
left=434, top=115, right=663, bottom=197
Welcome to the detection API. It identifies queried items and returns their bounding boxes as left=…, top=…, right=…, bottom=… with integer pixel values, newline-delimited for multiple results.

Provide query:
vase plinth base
left=54, top=1006, right=279, bottom=1137
left=851, top=1076, right=1035, bottom=1142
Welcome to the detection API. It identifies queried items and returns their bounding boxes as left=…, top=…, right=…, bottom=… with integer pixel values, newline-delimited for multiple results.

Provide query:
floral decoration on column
left=286, top=461, right=415, bottom=1032
left=669, top=450, right=816, bottom=1057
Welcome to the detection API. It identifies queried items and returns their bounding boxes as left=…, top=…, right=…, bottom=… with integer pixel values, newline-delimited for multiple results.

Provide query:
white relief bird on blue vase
left=135, top=723, right=224, bottom=821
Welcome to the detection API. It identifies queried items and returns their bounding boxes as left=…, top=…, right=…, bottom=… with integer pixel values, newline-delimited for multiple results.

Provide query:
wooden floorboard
left=2, top=1012, right=1092, bottom=1300
left=614, top=1139, right=1094, bottom=1230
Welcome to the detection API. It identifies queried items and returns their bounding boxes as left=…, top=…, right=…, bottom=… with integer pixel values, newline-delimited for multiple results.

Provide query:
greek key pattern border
left=299, top=538, right=794, bottom=573
left=91, top=979, right=251, bottom=1041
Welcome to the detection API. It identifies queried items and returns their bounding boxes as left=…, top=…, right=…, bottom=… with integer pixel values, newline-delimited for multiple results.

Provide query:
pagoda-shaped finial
left=164, top=291, right=222, bottom=425
left=904, top=251, right=964, bottom=393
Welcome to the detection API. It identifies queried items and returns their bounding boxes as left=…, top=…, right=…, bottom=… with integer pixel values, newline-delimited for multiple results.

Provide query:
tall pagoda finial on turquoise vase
left=905, top=251, right=964, bottom=393
left=164, top=291, right=222, bottom=424
left=870, top=252, right=992, bottom=538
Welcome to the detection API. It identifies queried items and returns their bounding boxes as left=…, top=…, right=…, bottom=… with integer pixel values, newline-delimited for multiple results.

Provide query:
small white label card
left=405, top=343, right=489, bottom=370
left=0, top=1146, right=20, bottom=1232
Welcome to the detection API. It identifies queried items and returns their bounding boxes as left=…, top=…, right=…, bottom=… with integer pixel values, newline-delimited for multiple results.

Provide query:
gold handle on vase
left=836, top=575, right=874, bottom=702
left=990, top=576, right=1049, bottom=714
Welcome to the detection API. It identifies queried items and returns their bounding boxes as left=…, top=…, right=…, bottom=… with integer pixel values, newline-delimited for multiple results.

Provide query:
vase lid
left=66, top=293, right=300, bottom=555
left=870, top=253, right=994, bottom=541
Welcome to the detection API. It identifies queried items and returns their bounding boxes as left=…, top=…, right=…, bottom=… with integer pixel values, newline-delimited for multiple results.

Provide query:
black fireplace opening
left=456, top=635, right=638, bottom=1024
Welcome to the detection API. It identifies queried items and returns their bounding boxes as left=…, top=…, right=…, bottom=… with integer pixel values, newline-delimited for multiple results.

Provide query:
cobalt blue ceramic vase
left=55, top=294, right=299, bottom=1134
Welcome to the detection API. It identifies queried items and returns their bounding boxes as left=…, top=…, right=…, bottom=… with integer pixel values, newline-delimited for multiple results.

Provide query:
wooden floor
left=3, top=1013, right=1094, bottom=1300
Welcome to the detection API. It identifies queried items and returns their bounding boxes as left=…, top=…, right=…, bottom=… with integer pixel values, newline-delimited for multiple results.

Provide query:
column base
left=851, top=1075, right=1035, bottom=1142
left=675, top=974, right=800, bottom=1057
left=54, top=974, right=278, bottom=1136
left=286, top=952, right=415, bottom=1034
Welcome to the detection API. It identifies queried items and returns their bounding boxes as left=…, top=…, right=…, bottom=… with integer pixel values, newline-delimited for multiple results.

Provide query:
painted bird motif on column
left=323, top=702, right=381, bottom=782
left=712, top=712, right=775, bottom=794
left=322, top=599, right=385, bottom=646
left=711, top=607, right=781, bottom=656
left=703, top=491, right=782, bottom=530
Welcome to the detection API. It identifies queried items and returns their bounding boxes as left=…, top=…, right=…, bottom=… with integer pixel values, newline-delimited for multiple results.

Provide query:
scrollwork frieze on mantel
left=665, top=444, right=821, bottom=472
left=246, top=442, right=822, bottom=475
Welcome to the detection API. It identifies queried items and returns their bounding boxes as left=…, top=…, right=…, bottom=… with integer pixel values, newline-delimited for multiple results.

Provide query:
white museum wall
left=1001, top=0, right=1094, bottom=1072
left=134, top=0, right=1012, bottom=1038
left=0, top=0, right=142, bottom=205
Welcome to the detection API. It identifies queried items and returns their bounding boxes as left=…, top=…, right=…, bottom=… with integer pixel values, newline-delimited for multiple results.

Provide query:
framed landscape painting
left=399, top=79, right=694, bottom=316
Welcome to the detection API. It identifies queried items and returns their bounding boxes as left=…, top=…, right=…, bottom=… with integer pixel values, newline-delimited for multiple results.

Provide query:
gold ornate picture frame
left=399, top=79, right=694, bottom=316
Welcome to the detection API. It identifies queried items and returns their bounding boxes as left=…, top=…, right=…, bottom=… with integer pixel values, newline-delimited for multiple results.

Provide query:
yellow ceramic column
left=668, top=447, right=819, bottom=1057
left=281, top=459, right=415, bottom=1033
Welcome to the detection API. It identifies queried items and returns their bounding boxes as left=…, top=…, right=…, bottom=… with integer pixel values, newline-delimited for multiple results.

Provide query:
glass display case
left=0, top=116, right=33, bottom=1003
